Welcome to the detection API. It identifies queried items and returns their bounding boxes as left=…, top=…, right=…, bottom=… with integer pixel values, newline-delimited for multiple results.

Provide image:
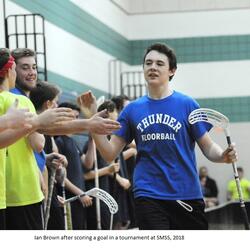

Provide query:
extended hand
left=88, top=111, right=121, bottom=135
left=34, top=107, right=76, bottom=128
left=6, top=99, right=34, bottom=129
left=77, top=91, right=97, bottom=118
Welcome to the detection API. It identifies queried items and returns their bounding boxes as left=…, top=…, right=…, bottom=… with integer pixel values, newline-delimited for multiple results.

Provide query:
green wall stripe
left=47, top=70, right=108, bottom=99
left=48, top=69, right=250, bottom=123
left=48, top=68, right=250, bottom=122
left=11, top=0, right=132, bottom=64
left=197, top=96, right=250, bottom=122
left=131, top=35, right=250, bottom=65
left=11, top=0, right=250, bottom=65
left=10, top=0, right=250, bottom=122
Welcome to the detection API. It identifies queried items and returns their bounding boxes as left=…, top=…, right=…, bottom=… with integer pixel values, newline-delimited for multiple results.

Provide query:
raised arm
left=77, top=91, right=125, bottom=162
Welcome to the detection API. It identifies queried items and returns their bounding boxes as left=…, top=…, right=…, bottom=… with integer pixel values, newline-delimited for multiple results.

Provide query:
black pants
left=47, top=183, right=64, bottom=230
left=86, top=200, right=110, bottom=230
left=47, top=205, right=64, bottom=230
left=6, top=202, right=43, bottom=230
left=71, top=200, right=86, bottom=230
left=0, top=209, right=6, bottom=230
left=135, top=197, right=208, bottom=230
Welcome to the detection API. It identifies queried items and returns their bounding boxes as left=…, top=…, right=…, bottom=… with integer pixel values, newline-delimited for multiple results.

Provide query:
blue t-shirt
left=114, top=91, right=210, bottom=200
left=10, top=87, right=26, bottom=96
left=34, top=151, right=46, bottom=172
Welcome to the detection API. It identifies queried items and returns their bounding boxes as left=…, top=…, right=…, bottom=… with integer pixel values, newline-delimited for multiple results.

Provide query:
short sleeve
left=188, top=98, right=212, bottom=140
left=113, top=106, right=133, bottom=144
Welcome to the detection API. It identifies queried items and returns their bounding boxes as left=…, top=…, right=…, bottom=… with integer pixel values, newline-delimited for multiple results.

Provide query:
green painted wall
left=197, top=96, right=250, bottom=122
left=131, top=36, right=250, bottom=65
left=11, top=0, right=132, bottom=63
left=10, top=0, right=250, bottom=122
left=47, top=70, right=108, bottom=98
left=11, top=0, right=250, bottom=65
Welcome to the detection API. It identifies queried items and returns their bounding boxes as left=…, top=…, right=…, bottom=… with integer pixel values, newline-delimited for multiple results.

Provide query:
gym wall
left=1, top=0, right=250, bottom=203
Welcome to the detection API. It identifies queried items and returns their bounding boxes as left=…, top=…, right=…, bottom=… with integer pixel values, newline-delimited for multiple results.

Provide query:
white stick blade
left=188, top=108, right=229, bottom=129
left=86, top=188, right=118, bottom=214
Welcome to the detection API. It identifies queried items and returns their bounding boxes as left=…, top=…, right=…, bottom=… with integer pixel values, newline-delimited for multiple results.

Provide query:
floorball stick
left=189, top=108, right=249, bottom=230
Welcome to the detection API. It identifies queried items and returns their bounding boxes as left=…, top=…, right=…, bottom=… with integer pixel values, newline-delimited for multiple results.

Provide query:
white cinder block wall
left=1, top=0, right=250, bottom=203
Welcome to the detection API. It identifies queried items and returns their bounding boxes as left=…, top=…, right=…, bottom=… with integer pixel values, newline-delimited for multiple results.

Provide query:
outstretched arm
left=39, top=113, right=120, bottom=136
left=77, top=91, right=125, bottom=162
left=0, top=127, right=33, bottom=149
left=92, top=134, right=126, bottom=163
left=0, top=106, right=74, bottom=149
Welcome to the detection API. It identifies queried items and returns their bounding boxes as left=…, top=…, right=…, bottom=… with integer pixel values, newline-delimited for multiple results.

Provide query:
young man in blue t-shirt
left=78, top=43, right=237, bottom=230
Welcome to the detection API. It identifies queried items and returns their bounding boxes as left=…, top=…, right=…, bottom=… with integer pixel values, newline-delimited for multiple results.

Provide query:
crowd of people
left=0, top=43, right=238, bottom=230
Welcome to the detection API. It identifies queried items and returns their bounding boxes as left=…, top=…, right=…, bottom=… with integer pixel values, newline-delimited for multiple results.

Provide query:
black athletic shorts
left=135, top=197, right=208, bottom=230
left=0, top=209, right=6, bottom=230
left=6, top=201, right=43, bottom=230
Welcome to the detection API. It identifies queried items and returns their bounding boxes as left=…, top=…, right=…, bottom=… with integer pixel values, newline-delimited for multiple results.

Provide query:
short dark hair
left=58, top=102, right=80, bottom=112
left=0, top=48, right=11, bottom=84
left=11, top=48, right=36, bottom=64
left=30, top=81, right=60, bottom=110
left=111, top=95, right=130, bottom=112
left=143, top=43, right=177, bottom=81
left=97, top=100, right=116, bottom=113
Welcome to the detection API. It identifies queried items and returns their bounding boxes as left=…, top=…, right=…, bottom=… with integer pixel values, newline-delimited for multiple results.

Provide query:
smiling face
left=143, top=50, right=175, bottom=87
left=15, top=56, right=37, bottom=94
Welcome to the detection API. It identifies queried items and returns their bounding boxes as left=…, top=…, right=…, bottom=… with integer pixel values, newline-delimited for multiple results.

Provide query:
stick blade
left=188, top=108, right=229, bottom=130
left=86, top=188, right=118, bottom=214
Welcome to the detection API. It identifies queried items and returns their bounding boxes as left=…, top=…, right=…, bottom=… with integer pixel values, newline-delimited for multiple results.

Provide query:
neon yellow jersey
left=0, top=148, right=6, bottom=209
left=0, top=91, right=44, bottom=207
left=0, top=91, right=12, bottom=209
left=228, top=178, right=250, bottom=201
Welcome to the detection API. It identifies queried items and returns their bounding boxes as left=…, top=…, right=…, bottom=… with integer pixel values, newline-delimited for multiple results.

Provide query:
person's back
left=55, top=102, right=92, bottom=229
left=56, top=135, right=84, bottom=190
left=56, top=134, right=88, bottom=229
left=83, top=142, right=111, bottom=230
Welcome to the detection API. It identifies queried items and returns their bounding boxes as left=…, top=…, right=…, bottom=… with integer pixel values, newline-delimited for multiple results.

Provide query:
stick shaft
left=93, top=141, right=101, bottom=230
left=226, top=135, right=250, bottom=230
left=44, top=168, right=56, bottom=230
